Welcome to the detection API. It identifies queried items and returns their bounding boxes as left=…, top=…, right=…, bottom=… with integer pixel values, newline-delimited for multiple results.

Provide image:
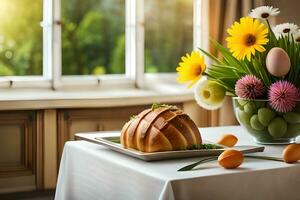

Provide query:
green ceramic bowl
left=233, top=97, right=300, bottom=144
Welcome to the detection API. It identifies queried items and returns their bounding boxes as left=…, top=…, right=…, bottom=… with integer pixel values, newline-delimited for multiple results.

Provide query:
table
left=55, top=126, right=300, bottom=200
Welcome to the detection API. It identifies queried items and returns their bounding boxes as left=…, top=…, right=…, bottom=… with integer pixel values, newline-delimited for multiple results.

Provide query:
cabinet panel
left=0, top=111, right=43, bottom=193
left=69, top=120, right=99, bottom=140
left=0, top=125, right=22, bottom=164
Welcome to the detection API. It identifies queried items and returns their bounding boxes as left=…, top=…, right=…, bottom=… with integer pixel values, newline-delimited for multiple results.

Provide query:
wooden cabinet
left=0, top=101, right=208, bottom=192
left=0, top=111, right=43, bottom=193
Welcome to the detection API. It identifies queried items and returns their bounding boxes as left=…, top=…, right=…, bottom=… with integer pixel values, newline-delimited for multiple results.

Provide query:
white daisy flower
left=249, top=6, right=280, bottom=19
left=292, top=32, right=300, bottom=43
left=272, top=23, right=299, bottom=38
left=194, top=79, right=226, bottom=110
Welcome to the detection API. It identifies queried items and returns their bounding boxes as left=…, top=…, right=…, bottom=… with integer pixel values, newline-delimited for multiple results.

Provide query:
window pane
left=0, top=0, right=43, bottom=76
left=145, top=0, right=193, bottom=73
left=62, top=0, right=125, bottom=75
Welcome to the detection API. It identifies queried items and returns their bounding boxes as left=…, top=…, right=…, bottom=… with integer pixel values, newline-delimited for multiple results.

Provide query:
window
left=0, top=0, right=206, bottom=89
left=62, top=0, right=125, bottom=75
left=0, top=0, right=43, bottom=76
left=145, top=0, right=193, bottom=73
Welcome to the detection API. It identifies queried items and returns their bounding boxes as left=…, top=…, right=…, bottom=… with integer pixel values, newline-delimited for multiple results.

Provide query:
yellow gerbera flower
left=226, top=17, right=269, bottom=61
left=176, top=51, right=206, bottom=88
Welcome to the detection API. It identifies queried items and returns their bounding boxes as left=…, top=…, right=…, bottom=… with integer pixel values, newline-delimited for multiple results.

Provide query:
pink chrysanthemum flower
left=235, top=75, right=265, bottom=99
left=268, top=80, right=299, bottom=113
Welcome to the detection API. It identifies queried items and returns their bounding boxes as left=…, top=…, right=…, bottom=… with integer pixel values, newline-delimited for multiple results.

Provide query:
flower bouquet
left=177, top=6, right=300, bottom=144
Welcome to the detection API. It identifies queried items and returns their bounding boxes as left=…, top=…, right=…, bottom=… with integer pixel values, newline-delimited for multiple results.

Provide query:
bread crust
left=121, top=106, right=202, bottom=152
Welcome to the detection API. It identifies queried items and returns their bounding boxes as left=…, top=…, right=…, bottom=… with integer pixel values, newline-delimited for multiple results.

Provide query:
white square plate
left=75, top=132, right=264, bottom=161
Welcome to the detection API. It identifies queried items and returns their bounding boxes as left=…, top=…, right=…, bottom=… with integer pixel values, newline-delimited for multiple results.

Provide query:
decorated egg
left=282, top=144, right=300, bottom=163
left=218, top=149, right=244, bottom=169
left=217, top=134, right=238, bottom=147
left=266, top=47, right=291, bottom=77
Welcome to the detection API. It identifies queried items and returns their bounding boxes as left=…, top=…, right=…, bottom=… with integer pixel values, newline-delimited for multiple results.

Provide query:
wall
left=268, top=0, right=300, bottom=24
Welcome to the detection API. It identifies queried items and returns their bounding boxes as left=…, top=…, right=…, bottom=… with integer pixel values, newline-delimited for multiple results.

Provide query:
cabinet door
left=0, top=111, right=43, bottom=193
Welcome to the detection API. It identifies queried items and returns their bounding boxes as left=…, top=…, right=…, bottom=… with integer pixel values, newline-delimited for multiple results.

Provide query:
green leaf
left=198, top=48, right=222, bottom=65
left=178, top=157, right=218, bottom=171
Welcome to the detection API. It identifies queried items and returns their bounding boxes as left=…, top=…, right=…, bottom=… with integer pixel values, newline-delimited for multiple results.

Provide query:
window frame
left=0, top=0, right=207, bottom=90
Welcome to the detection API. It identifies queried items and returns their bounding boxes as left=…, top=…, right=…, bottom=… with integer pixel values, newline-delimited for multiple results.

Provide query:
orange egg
left=217, top=134, right=238, bottom=147
left=218, top=149, right=244, bottom=169
left=282, top=144, right=300, bottom=163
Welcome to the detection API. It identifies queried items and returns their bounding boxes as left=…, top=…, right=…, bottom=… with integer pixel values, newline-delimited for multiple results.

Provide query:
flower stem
left=177, top=157, right=218, bottom=171
left=178, top=155, right=284, bottom=172
left=245, top=155, right=284, bottom=162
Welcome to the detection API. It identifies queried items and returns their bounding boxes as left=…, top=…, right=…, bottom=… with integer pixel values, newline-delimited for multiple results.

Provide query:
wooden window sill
left=0, top=84, right=193, bottom=110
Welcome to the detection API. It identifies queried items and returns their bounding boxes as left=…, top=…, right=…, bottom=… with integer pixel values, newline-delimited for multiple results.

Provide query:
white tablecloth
left=55, top=126, right=300, bottom=200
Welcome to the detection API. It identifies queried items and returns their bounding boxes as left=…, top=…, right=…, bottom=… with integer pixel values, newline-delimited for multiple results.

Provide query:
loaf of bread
left=121, top=104, right=202, bottom=152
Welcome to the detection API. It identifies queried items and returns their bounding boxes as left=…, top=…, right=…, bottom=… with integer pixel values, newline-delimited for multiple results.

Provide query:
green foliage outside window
left=0, top=0, right=42, bottom=76
left=62, top=0, right=125, bottom=75
left=145, top=0, right=193, bottom=73
left=0, top=0, right=193, bottom=76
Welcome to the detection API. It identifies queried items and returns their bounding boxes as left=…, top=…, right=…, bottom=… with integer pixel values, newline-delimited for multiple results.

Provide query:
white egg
left=266, top=47, right=291, bottom=77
